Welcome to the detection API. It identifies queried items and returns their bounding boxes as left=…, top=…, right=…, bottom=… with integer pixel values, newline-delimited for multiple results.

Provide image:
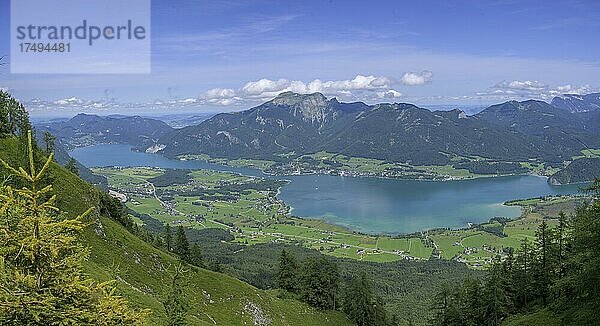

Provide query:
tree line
left=0, top=90, right=31, bottom=139
left=432, top=180, right=600, bottom=325
left=277, top=249, right=390, bottom=326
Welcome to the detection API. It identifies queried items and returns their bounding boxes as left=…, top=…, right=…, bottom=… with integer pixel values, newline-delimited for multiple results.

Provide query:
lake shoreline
left=70, top=143, right=581, bottom=236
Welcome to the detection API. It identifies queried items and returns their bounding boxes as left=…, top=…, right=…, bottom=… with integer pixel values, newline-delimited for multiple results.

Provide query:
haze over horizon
left=1, top=0, right=600, bottom=116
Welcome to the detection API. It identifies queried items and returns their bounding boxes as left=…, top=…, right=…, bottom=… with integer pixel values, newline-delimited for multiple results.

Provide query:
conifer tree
left=277, top=249, right=299, bottom=293
left=190, top=243, right=204, bottom=267
left=482, top=261, right=511, bottom=326
left=300, top=256, right=339, bottom=310
left=163, top=264, right=189, bottom=326
left=534, top=220, right=555, bottom=305
left=174, top=225, right=190, bottom=262
left=556, top=211, right=568, bottom=278
left=164, top=223, right=172, bottom=251
left=0, top=90, right=31, bottom=138
left=560, top=180, right=600, bottom=323
left=462, top=275, right=484, bottom=324
left=514, top=238, right=532, bottom=308
left=0, top=131, right=147, bottom=324
left=65, top=157, right=79, bottom=176
left=41, top=131, right=55, bottom=157
left=343, top=272, right=386, bottom=326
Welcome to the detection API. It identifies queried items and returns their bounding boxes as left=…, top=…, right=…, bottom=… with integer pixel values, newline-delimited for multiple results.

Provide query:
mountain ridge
left=36, top=113, right=174, bottom=150
left=154, top=93, right=586, bottom=165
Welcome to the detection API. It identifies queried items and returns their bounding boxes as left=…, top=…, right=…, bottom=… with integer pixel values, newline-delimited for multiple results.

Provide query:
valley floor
left=94, top=167, right=587, bottom=269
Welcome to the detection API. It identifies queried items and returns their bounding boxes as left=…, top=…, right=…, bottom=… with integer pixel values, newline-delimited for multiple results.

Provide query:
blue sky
left=1, top=0, right=600, bottom=116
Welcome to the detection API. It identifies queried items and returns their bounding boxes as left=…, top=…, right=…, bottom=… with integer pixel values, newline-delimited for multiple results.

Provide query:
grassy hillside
left=0, top=137, right=351, bottom=325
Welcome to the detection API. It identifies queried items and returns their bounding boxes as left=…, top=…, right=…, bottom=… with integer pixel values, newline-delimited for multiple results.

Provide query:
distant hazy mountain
left=154, top=92, right=570, bottom=164
left=144, top=113, right=215, bottom=128
left=551, top=93, right=600, bottom=113
left=37, top=113, right=174, bottom=150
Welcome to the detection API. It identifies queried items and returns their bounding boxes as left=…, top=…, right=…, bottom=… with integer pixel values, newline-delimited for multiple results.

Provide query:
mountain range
left=37, top=92, right=600, bottom=184
left=551, top=93, right=600, bottom=113
left=154, top=92, right=599, bottom=169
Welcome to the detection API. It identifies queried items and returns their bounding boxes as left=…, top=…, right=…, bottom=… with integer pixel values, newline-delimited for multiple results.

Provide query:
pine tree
left=462, top=276, right=484, bottom=325
left=514, top=238, right=532, bottom=308
left=277, top=249, right=299, bottom=293
left=482, top=261, right=511, bottom=326
left=534, top=220, right=555, bottom=305
left=0, top=131, right=147, bottom=324
left=65, top=157, right=79, bottom=176
left=300, top=256, right=340, bottom=310
left=163, top=264, right=189, bottom=326
left=174, top=225, right=190, bottom=262
left=190, top=243, right=204, bottom=267
left=0, top=90, right=32, bottom=138
left=432, top=282, right=464, bottom=326
left=556, top=211, right=569, bottom=279
left=164, top=223, right=172, bottom=251
left=560, top=180, right=600, bottom=323
left=41, top=131, right=55, bottom=157
left=342, top=272, right=386, bottom=326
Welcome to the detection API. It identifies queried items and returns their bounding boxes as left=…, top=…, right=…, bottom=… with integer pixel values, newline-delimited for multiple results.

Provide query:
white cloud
left=200, top=75, right=398, bottom=104
left=202, top=87, right=242, bottom=106
left=307, top=75, right=391, bottom=93
left=401, top=71, right=433, bottom=86
left=179, top=98, right=199, bottom=104
left=204, top=88, right=237, bottom=99
left=238, top=75, right=393, bottom=100
left=241, top=79, right=307, bottom=98
left=54, top=97, right=83, bottom=105
left=553, top=84, right=595, bottom=95
left=376, top=89, right=402, bottom=99
left=494, top=80, right=547, bottom=92
left=479, top=79, right=598, bottom=101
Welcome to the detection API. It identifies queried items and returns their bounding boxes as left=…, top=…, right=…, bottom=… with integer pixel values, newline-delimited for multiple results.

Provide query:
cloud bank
left=479, top=79, right=598, bottom=100
left=202, top=74, right=405, bottom=105
left=401, top=71, right=433, bottom=86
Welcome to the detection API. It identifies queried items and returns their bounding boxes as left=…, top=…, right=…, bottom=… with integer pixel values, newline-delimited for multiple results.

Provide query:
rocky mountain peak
left=270, top=92, right=331, bottom=122
left=271, top=91, right=328, bottom=106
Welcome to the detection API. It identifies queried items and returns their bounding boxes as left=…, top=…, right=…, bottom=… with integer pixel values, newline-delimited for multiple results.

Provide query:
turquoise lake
left=70, top=144, right=582, bottom=234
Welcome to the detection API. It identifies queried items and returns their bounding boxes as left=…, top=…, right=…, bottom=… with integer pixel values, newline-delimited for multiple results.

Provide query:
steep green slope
left=0, top=137, right=352, bottom=325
